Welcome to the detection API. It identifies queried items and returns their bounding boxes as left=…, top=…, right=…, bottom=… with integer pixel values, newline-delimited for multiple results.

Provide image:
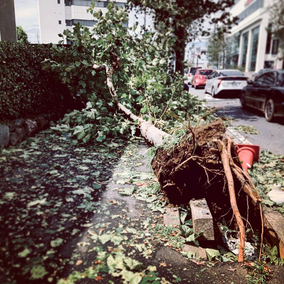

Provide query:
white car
left=204, top=69, right=248, bottom=97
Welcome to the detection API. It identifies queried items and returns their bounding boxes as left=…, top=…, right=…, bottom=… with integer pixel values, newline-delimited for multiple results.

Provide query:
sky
left=14, top=0, right=40, bottom=43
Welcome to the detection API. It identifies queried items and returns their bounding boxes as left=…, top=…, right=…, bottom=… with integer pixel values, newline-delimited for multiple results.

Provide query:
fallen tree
left=92, top=61, right=263, bottom=262
left=46, top=3, right=264, bottom=263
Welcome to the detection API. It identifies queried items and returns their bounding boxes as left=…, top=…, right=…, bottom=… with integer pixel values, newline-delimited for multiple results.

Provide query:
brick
left=163, top=208, right=180, bottom=227
left=190, top=199, right=214, bottom=241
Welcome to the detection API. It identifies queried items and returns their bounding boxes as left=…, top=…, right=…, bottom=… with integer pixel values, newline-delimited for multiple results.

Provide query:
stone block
left=0, top=125, right=10, bottom=147
left=263, top=206, right=284, bottom=259
left=163, top=208, right=180, bottom=227
left=190, top=199, right=214, bottom=241
left=183, top=244, right=207, bottom=260
left=10, top=127, right=26, bottom=146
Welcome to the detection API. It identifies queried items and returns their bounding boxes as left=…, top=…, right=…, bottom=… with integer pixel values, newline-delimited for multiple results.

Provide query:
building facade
left=38, top=0, right=127, bottom=44
left=228, top=0, right=283, bottom=73
left=0, top=0, right=17, bottom=42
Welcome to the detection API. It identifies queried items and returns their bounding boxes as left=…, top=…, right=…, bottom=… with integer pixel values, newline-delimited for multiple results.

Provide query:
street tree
left=267, top=0, right=284, bottom=59
left=17, top=26, right=29, bottom=44
left=127, top=0, right=238, bottom=74
left=207, top=29, right=231, bottom=69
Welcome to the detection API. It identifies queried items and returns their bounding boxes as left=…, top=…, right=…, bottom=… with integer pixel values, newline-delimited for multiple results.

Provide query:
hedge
left=0, top=42, right=80, bottom=121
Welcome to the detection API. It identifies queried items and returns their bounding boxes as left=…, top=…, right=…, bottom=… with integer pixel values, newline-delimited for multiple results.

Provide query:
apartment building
left=38, top=0, right=127, bottom=44
left=0, top=0, right=17, bottom=42
left=228, top=0, right=283, bottom=72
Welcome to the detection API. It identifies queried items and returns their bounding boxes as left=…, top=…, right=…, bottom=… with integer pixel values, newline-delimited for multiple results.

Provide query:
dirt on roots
left=151, top=119, right=252, bottom=227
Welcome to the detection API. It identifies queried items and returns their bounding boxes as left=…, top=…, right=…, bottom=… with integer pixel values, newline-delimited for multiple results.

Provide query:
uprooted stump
left=151, top=119, right=263, bottom=262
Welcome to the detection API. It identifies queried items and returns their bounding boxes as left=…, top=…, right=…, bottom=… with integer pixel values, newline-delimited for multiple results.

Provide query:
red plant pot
left=236, top=144, right=260, bottom=172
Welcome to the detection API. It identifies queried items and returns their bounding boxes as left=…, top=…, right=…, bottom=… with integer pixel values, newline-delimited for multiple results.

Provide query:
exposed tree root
left=217, top=139, right=245, bottom=262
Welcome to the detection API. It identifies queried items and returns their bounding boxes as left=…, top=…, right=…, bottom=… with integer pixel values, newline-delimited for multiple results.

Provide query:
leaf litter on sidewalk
left=0, top=130, right=130, bottom=283
left=0, top=130, right=178, bottom=284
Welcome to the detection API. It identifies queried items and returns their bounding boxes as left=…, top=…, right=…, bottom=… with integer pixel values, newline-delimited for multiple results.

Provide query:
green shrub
left=0, top=42, right=79, bottom=121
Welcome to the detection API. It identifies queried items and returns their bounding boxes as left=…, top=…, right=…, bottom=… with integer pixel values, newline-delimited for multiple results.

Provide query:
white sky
left=14, top=0, right=40, bottom=43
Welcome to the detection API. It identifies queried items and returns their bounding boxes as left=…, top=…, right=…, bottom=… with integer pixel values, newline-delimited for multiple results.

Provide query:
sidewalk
left=59, top=139, right=284, bottom=284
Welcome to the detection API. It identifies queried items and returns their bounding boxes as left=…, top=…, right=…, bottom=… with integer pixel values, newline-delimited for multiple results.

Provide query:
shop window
left=250, top=26, right=260, bottom=72
left=241, top=32, right=248, bottom=68
left=272, top=39, right=279, bottom=55
left=265, top=25, right=272, bottom=54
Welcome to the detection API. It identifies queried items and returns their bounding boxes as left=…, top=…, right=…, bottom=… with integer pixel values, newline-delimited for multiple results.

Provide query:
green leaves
left=30, top=265, right=48, bottom=279
left=51, top=238, right=63, bottom=247
left=0, top=42, right=75, bottom=120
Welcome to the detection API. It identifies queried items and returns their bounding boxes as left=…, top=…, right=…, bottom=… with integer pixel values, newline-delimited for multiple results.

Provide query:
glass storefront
left=241, top=32, right=248, bottom=69
left=250, top=26, right=260, bottom=72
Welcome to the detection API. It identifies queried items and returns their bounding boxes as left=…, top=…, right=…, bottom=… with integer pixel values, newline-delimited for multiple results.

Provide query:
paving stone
left=190, top=198, right=214, bottom=241
left=183, top=244, right=207, bottom=260
left=163, top=207, right=180, bottom=227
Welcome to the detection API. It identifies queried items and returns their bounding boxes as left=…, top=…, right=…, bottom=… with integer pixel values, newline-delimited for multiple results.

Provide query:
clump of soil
left=151, top=119, right=248, bottom=225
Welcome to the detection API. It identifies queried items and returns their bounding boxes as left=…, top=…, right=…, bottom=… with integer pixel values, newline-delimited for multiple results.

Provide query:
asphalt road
left=189, top=85, right=284, bottom=156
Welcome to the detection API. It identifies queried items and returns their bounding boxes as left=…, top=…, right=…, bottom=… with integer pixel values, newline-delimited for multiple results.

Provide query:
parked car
left=187, top=67, right=202, bottom=85
left=240, top=69, right=284, bottom=122
left=192, top=69, right=213, bottom=89
left=204, top=69, right=248, bottom=97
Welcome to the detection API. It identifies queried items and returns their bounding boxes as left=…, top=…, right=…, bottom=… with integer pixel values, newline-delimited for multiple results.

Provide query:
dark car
left=240, top=69, right=284, bottom=122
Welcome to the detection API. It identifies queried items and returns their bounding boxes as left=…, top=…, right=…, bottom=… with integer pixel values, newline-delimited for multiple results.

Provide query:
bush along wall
left=0, top=42, right=83, bottom=147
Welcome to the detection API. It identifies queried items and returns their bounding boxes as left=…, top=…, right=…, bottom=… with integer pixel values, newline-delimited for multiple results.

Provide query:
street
left=189, top=85, right=284, bottom=155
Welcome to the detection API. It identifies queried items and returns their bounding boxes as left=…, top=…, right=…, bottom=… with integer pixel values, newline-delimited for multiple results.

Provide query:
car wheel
left=265, top=99, right=275, bottom=122
left=212, top=87, right=215, bottom=97
left=240, top=92, right=247, bottom=109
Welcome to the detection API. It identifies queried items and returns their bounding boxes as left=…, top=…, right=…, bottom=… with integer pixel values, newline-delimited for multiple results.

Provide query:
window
left=264, top=61, right=274, bottom=68
left=65, top=0, right=71, bottom=5
left=237, top=0, right=264, bottom=23
left=73, top=19, right=97, bottom=26
left=250, top=26, right=260, bottom=72
left=266, top=24, right=272, bottom=54
left=58, top=0, right=60, bottom=3
left=66, top=20, right=72, bottom=26
left=255, top=72, right=276, bottom=86
left=199, top=70, right=213, bottom=76
left=241, top=32, right=248, bottom=68
left=58, top=20, right=62, bottom=24
left=272, top=39, right=279, bottom=55
left=209, top=72, right=217, bottom=79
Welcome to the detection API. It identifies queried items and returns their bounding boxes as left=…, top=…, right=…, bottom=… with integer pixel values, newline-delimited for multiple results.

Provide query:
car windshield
left=219, top=71, right=244, bottom=76
left=199, top=70, right=213, bottom=75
